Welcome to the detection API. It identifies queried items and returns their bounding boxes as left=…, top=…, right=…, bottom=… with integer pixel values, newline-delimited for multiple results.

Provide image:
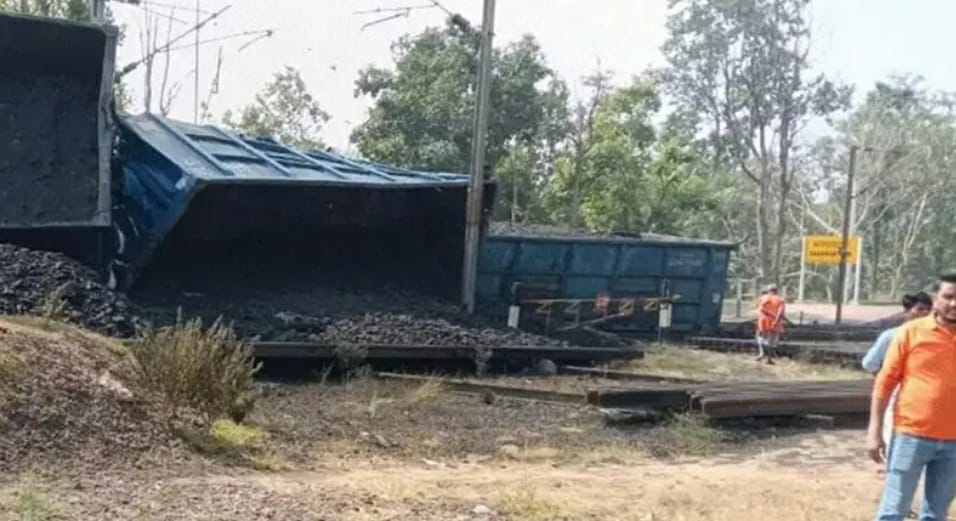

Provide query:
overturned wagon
left=0, top=13, right=117, bottom=259
left=477, top=225, right=736, bottom=335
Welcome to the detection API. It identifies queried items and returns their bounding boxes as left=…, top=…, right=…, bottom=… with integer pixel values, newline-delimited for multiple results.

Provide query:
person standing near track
left=755, top=284, right=785, bottom=365
left=868, top=272, right=956, bottom=520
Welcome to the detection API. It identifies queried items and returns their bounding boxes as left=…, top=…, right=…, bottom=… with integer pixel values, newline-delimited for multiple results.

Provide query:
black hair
left=902, top=294, right=918, bottom=310
left=932, top=271, right=956, bottom=292
left=903, top=291, right=934, bottom=310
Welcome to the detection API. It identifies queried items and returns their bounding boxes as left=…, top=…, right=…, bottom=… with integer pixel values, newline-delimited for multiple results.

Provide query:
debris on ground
left=0, top=244, right=141, bottom=336
left=0, top=318, right=173, bottom=469
left=134, top=268, right=568, bottom=346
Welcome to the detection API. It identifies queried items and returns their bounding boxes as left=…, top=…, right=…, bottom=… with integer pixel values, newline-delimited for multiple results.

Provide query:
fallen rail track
left=587, top=378, right=873, bottom=419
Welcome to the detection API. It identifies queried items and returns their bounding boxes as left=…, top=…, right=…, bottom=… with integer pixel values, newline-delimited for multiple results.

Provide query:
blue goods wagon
left=477, top=226, right=736, bottom=334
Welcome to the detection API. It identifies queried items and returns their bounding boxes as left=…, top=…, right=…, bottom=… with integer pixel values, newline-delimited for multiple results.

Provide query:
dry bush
left=130, top=317, right=260, bottom=425
left=39, top=285, right=68, bottom=323
left=497, top=488, right=566, bottom=521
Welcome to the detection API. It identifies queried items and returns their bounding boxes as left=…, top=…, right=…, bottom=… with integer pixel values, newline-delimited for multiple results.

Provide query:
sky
left=109, top=0, right=956, bottom=152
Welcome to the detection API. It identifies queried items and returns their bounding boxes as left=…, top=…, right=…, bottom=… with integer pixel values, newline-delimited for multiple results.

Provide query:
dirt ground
left=0, top=322, right=907, bottom=521
left=0, top=373, right=913, bottom=521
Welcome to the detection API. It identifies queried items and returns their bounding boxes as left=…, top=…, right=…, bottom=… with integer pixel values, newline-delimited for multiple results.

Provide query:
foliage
left=131, top=317, right=261, bottom=425
left=352, top=21, right=565, bottom=173
left=0, top=0, right=89, bottom=20
left=660, top=0, right=851, bottom=284
left=803, top=76, right=956, bottom=299
left=223, top=66, right=329, bottom=150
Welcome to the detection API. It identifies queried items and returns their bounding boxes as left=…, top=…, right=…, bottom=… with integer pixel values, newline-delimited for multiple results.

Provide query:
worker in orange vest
left=755, top=284, right=785, bottom=364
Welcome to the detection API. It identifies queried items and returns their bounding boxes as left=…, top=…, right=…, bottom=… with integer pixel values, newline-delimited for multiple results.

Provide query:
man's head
left=902, top=292, right=933, bottom=320
left=934, top=272, right=956, bottom=324
left=764, top=284, right=778, bottom=295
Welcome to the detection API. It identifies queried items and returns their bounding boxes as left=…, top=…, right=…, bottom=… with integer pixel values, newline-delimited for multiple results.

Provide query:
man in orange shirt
left=868, top=272, right=956, bottom=520
left=755, top=284, right=785, bottom=364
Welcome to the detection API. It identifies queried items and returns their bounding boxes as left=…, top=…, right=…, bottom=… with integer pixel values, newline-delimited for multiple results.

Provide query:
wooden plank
left=375, top=372, right=584, bottom=404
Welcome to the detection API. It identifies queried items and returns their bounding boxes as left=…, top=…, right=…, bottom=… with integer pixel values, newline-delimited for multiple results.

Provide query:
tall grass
left=131, top=317, right=260, bottom=424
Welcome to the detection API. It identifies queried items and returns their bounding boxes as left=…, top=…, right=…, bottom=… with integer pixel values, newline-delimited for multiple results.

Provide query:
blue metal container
left=477, top=230, right=736, bottom=333
left=112, top=113, right=492, bottom=289
left=0, top=13, right=117, bottom=230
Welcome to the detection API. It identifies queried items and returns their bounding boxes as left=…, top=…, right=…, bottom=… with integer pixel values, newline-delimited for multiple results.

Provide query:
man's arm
left=861, top=329, right=894, bottom=374
left=867, top=328, right=908, bottom=463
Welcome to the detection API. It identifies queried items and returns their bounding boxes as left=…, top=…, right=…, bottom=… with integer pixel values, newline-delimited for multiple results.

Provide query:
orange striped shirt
left=874, top=315, right=956, bottom=440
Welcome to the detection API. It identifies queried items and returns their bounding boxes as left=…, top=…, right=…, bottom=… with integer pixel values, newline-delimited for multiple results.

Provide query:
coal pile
left=0, top=74, right=101, bottom=226
left=0, top=243, right=141, bottom=336
left=315, top=313, right=564, bottom=346
left=134, top=269, right=568, bottom=347
left=0, top=319, right=173, bottom=469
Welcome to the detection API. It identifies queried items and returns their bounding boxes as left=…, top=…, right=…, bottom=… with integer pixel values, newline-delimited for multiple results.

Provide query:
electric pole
left=461, top=0, right=496, bottom=313
left=194, top=0, right=200, bottom=123
left=836, top=145, right=859, bottom=324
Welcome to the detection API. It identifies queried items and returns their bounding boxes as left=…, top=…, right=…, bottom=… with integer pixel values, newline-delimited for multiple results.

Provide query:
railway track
left=253, top=341, right=644, bottom=364
left=587, top=378, right=873, bottom=419
left=687, top=336, right=869, bottom=365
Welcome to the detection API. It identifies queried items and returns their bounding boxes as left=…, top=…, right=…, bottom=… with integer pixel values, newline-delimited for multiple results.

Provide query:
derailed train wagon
left=0, top=13, right=118, bottom=259
left=477, top=225, right=736, bottom=334
left=113, top=114, right=495, bottom=294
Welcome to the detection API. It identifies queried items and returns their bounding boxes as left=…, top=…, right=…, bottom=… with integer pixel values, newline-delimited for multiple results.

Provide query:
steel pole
left=835, top=145, right=857, bottom=324
left=798, top=236, right=806, bottom=303
left=853, top=236, right=863, bottom=304
left=194, top=0, right=200, bottom=123
left=461, top=0, right=496, bottom=313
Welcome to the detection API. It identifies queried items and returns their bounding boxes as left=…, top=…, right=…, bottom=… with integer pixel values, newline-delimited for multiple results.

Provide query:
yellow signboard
left=804, top=235, right=860, bottom=265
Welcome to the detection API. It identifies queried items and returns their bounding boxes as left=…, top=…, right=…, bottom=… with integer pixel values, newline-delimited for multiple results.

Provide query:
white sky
left=109, top=0, right=956, bottom=153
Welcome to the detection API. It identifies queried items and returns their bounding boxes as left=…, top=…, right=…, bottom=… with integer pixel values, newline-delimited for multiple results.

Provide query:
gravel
left=0, top=244, right=141, bottom=337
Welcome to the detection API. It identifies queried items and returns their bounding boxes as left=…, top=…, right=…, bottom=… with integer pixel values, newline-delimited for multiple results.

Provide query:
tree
left=223, top=66, right=329, bottom=150
left=804, top=76, right=956, bottom=298
left=660, top=0, right=851, bottom=285
left=493, top=77, right=570, bottom=224
left=541, top=77, right=724, bottom=236
left=1, top=0, right=89, bottom=19
left=547, top=69, right=614, bottom=228
left=351, top=21, right=564, bottom=173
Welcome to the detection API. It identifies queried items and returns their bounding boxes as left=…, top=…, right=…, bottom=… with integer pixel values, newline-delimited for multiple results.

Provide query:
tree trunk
left=755, top=177, right=772, bottom=282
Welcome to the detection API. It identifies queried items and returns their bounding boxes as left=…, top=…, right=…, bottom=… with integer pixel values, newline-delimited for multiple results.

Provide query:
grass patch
left=633, top=344, right=860, bottom=381
left=131, top=317, right=260, bottom=424
left=497, top=489, right=567, bottom=521
left=8, top=475, right=59, bottom=521
left=404, top=379, right=445, bottom=404
left=248, top=452, right=290, bottom=472
left=643, top=413, right=724, bottom=459
left=0, top=349, right=23, bottom=392
left=640, top=344, right=713, bottom=376
left=209, top=419, right=263, bottom=450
